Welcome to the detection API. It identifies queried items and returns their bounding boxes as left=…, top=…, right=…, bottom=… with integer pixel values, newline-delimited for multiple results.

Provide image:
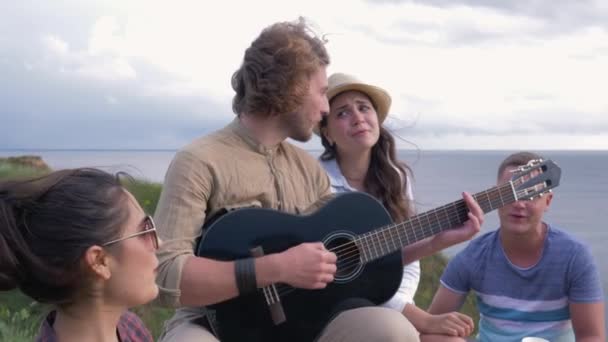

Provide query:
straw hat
left=316, top=73, right=392, bottom=135
left=328, top=73, right=391, bottom=122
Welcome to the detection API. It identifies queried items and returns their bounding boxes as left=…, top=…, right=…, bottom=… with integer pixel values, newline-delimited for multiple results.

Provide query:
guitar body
left=196, top=192, right=403, bottom=342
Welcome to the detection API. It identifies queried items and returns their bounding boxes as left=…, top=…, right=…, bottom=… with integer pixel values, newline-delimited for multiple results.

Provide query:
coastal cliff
left=0, top=155, right=51, bottom=171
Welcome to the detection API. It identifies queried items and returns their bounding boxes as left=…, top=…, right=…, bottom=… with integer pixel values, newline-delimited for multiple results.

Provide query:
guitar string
left=325, top=178, right=536, bottom=258
left=335, top=207, right=483, bottom=271
left=271, top=188, right=530, bottom=297
left=328, top=189, right=507, bottom=259
left=271, top=187, right=530, bottom=297
left=259, top=167, right=551, bottom=296
left=324, top=194, right=507, bottom=272
left=327, top=183, right=510, bottom=253
left=329, top=186, right=521, bottom=267
left=331, top=194, right=500, bottom=258
left=325, top=184, right=513, bottom=258
left=263, top=172, right=545, bottom=297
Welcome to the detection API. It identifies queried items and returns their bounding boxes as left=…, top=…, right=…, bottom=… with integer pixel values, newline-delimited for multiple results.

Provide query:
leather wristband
left=235, top=257, right=257, bottom=295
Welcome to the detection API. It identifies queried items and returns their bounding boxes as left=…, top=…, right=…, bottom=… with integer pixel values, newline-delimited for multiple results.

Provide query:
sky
left=1, top=0, right=607, bottom=150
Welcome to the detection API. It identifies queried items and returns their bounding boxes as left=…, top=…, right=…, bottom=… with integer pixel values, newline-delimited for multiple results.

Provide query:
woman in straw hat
left=317, top=72, right=475, bottom=338
left=0, top=168, right=159, bottom=341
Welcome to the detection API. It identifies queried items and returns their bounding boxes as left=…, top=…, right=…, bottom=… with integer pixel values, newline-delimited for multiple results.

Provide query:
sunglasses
left=102, top=215, right=160, bottom=250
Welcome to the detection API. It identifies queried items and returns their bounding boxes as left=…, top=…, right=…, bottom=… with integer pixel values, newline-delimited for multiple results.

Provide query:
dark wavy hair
left=0, top=168, right=130, bottom=305
left=231, top=17, right=330, bottom=117
left=320, top=119, right=414, bottom=223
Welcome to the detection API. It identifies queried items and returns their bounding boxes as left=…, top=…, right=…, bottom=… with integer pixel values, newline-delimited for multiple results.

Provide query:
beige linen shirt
left=154, top=118, right=331, bottom=329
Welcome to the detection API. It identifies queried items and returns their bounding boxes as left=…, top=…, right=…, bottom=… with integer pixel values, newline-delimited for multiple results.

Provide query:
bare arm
left=179, top=254, right=274, bottom=306
left=155, top=150, right=337, bottom=307
left=427, top=285, right=468, bottom=315
left=402, top=192, right=483, bottom=264
left=570, top=301, right=606, bottom=342
left=180, top=242, right=337, bottom=306
left=403, top=303, right=474, bottom=337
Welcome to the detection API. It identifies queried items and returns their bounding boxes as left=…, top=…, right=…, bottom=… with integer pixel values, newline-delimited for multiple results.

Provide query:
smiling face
left=322, top=90, right=380, bottom=156
left=497, top=166, right=553, bottom=236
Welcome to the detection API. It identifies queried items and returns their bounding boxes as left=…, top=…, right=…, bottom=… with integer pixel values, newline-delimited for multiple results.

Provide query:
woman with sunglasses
left=0, top=168, right=159, bottom=342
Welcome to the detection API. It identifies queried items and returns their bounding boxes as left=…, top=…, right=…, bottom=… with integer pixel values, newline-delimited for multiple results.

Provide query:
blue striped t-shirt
left=440, top=225, right=603, bottom=342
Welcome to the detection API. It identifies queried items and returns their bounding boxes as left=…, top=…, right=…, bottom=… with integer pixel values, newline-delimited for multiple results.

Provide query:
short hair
left=497, top=151, right=545, bottom=179
left=231, top=18, right=330, bottom=117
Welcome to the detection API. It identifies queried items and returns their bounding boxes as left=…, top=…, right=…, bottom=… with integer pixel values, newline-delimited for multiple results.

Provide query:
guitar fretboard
left=356, top=182, right=515, bottom=263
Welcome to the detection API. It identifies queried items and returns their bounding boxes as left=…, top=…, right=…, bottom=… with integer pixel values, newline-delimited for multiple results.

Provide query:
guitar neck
left=356, top=182, right=515, bottom=263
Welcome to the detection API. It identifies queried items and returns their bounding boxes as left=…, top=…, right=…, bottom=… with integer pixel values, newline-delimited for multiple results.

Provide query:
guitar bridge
left=251, top=246, right=286, bottom=325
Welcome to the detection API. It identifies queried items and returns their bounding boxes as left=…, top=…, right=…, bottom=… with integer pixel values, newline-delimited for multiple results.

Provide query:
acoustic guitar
left=196, top=159, right=561, bottom=341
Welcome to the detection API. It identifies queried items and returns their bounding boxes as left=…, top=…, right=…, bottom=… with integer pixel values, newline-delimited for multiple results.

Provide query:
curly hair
left=231, top=18, right=330, bottom=117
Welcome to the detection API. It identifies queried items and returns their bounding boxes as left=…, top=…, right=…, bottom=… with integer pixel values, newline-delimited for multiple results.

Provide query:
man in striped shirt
left=422, top=152, right=605, bottom=342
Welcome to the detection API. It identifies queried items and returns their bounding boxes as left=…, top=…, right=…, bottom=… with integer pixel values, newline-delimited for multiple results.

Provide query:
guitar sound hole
left=325, top=236, right=361, bottom=281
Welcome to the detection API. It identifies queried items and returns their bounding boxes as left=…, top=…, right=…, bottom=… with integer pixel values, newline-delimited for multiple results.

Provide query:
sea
left=2, top=149, right=607, bottom=323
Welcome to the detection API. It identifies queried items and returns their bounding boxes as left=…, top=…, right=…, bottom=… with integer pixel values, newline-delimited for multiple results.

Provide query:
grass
left=0, top=159, right=479, bottom=340
left=0, top=291, right=50, bottom=341
left=123, top=178, right=163, bottom=216
left=0, top=162, right=48, bottom=180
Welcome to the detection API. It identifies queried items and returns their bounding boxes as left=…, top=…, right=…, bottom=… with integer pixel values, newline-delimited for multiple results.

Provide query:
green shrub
left=0, top=291, right=49, bottom=341
left=124, top=179, right=163, bottom=215
left=0, top=163, right=48, bottom=179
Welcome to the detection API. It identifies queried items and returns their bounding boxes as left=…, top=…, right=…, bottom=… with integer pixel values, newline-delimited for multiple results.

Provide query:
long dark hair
left=320, top=122, right=413, bottom=222
left=0, top=168, right=130, bottom=305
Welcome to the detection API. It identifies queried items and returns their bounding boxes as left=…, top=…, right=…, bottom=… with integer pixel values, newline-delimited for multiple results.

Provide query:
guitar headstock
left=510, top=159, right=561, bottom=201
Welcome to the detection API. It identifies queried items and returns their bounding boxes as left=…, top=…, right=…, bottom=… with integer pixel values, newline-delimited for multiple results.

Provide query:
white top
left=319, top=158, right=420, bottom=312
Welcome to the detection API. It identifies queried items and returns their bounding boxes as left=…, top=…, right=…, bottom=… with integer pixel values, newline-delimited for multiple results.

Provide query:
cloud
left=0, top=1, right=236, bottom=149
left=368, top=0, right=608, bottom=33
left=0, top=35, right=231, bottom=149
left=352, top=5, right=543, bottom=46
left=357, top=0, right=608, bottom=49
left=40, top=28, right=136, bottom=81
left=42, top=35, right=69, bottom=56
left=1, top=0, right=607, bottom=151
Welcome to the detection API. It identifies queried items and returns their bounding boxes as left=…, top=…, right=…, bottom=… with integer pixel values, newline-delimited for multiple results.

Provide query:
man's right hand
left=277, top=242, right=337, bottom=289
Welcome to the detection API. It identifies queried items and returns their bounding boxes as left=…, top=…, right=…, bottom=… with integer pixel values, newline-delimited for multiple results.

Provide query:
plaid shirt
left=36, top=310, right=153, bottom=342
